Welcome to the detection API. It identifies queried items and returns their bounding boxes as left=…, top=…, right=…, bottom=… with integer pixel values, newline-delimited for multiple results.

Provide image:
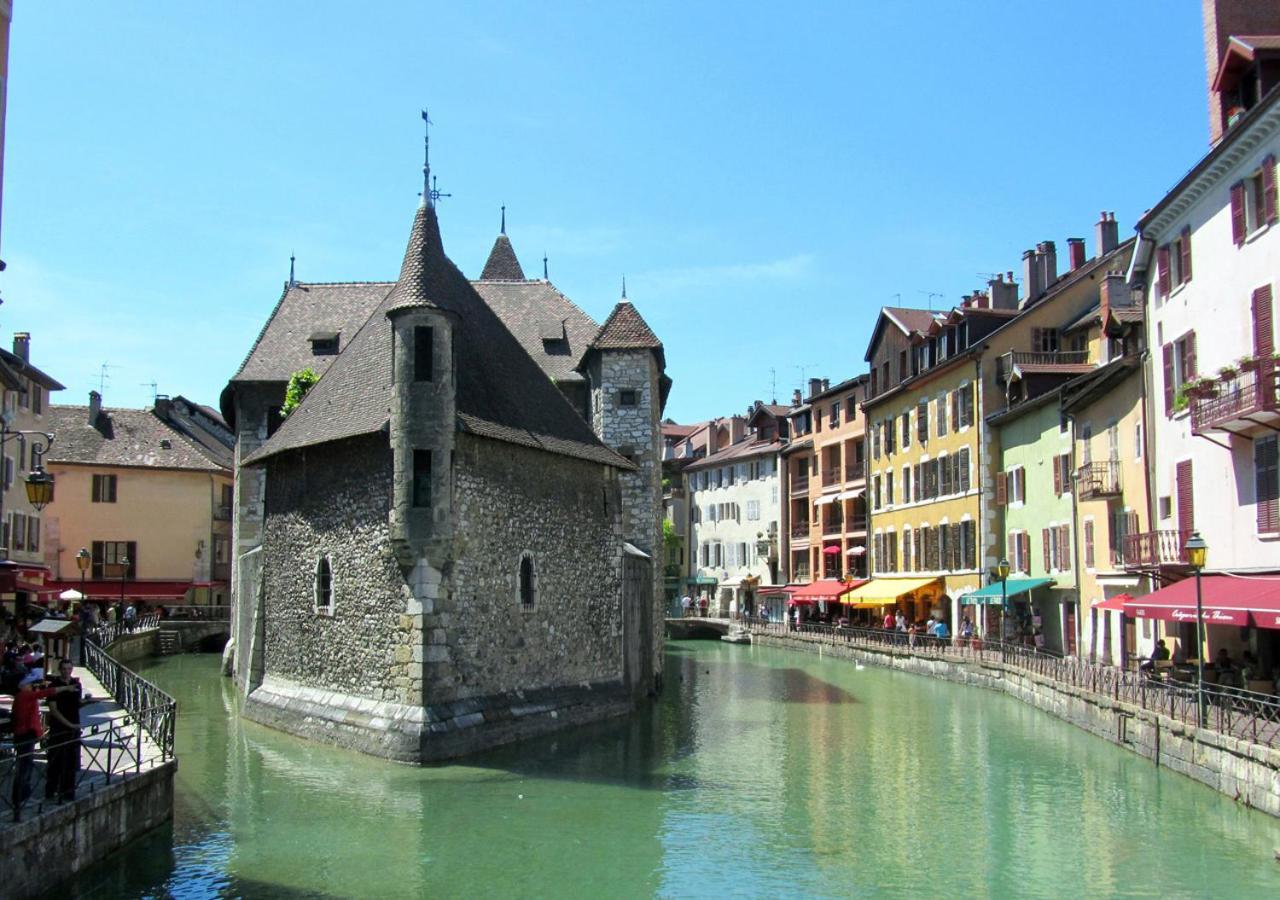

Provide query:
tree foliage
left=281, top=367, right=319, bottom=419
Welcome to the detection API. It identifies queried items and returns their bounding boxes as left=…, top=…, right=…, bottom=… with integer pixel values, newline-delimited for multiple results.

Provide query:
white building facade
left=684, top=440, right=781, bottom=616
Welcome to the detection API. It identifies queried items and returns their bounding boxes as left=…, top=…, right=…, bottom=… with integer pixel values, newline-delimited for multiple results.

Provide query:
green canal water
left=62, top=642, right=1280, bottom=898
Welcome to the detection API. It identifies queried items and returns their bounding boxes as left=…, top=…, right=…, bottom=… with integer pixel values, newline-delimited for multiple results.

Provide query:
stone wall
left=258, top=433, right=420, bottom=707
left=753, top=631, right=1280, bottom=818
left=444, top=432, right=624, bottom=701
left=7, top=762, right=175, bottom=900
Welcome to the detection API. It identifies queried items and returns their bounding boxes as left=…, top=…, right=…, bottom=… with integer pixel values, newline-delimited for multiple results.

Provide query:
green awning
left=685, top=576, right=718, bottom=586
left=961, top=577, right=1056, bottom=605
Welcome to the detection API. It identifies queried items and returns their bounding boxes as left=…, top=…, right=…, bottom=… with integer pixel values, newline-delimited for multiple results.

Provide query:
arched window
left=518, top=553, right=536, bottom=610
left=314, top=555, right=334, bottom=614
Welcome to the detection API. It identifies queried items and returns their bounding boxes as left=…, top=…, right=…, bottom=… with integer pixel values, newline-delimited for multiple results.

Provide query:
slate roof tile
left=46, top=406, right=231, bottom=472
left=479, top=234, right=527, bottom=281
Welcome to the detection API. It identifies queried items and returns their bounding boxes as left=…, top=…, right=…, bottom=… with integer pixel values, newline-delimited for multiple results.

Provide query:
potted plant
left=1218, top=363, right=1238, bottom=379
left=1173, top=386, right=1191, bottom=412
left=1239, top=354, right=1260, bottom=372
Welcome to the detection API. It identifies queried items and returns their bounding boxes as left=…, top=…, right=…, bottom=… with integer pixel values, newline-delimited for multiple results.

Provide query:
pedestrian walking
left=681, top=594, right=692, bottom=618
left=46, top=659, right=92, bottom=802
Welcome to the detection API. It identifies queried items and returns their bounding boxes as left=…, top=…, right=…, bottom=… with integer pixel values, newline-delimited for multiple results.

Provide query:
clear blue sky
left=3, top=1, right=1208, bottom=423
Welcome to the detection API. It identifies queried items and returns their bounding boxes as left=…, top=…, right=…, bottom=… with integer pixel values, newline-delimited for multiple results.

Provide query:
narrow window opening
left=315, top=555, right=334, bottom=612
left=414, top=325, right=434, bottom=382
left=413, top=450, right=432, bottom=508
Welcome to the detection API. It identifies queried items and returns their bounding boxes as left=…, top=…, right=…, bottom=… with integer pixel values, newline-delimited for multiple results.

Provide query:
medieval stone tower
left=579, top=299, right=667, bottom=691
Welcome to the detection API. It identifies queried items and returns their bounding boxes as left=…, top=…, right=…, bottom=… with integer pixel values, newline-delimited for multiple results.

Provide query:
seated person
left=1140, top=639, right=1170, bottom=672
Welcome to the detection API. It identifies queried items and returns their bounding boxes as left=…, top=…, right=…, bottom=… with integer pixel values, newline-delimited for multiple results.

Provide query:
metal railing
left=83, top=631, right=178, bottom=760
left=845, top=460, right=865, bottom=481
left=83, top=611, right=162, bottom=647
left=163, top=605, right=231, bottom=621
left=821, top=467, right=841, bottom=486
left=791, top=524, right=811, bottom=539
left=1121, top=530, right=1188, bottom=568
left=1191, top=365, right=1278, bottom=435
left=1076, top=460, right=1121, bottom=498
left=744, top=620, right=1280, bottom=750
left=789, top=477, right=810, bottom=496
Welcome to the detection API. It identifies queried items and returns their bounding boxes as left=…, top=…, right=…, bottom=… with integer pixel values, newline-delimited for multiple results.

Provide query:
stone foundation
left=753, top=632, right=1280, bottom=818
left=244, top=674, right=633, bottom=764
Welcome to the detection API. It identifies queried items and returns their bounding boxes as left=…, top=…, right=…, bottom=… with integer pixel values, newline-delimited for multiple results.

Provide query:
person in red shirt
left=10, top=673, right=76, bottom=809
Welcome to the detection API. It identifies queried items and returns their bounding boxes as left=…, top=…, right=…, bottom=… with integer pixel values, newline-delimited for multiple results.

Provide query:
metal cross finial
left=501, top=205, right=506, bottom=235
left=430, top=175, right=452, bottom=206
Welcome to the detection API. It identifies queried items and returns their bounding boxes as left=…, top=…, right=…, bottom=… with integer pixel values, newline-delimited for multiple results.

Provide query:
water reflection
left=58, top=644, right=1280, bottom=899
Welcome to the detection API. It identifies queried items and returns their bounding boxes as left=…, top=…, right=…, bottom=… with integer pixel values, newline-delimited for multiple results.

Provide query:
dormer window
left=309, top=331, right=339, bottom=355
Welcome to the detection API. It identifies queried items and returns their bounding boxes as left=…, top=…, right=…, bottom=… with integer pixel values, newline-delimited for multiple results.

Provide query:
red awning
left=787, top=579, right=855, bottom=604
left=1123, top=575, right=1280, bottom=630
left=1092, top=593, right=1132, bottom=612
left=16, top=580, right=57, bottom=595
left=44, top=580, right=196, bottom=602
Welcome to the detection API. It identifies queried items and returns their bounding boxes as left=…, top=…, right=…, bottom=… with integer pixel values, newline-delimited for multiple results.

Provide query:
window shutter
left=1022, top=533, right=1031, bottom=572
left=1053, top=458, right=1062, bottom=496
left=1060, top=525, right=1070, bottom=571
left=996, top=471, right=1007, bottom=506
left=1255, top=438, right=1279, bottom=533
left=1264, top=155, right=1278, bottom=225
left=127, top=542, right=138, bottom=579
left=1253, top=285, right=1274, bottom=360
left=1176, top=460, right=1195, bottom=546
left=950, top=391, right=960, bottom=432
left=1186, top=331, right=1197, bottom=378
left=1156, top=246, right=1171, bottom=296
left=1162, top=343, right=1175, bottom=416
left=1231, top=182, right=1247, bottom=245
left=1179, top=226, right=1192, bottom=283
left=1084, top=521, right=1095, bottom=567
left=1042, top=529, right=1051, bottom=571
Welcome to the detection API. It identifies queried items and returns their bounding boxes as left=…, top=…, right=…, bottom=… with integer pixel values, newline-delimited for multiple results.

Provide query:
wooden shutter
left=951, top=391, right=960, bottom=432
left=1179, top=226, right=1192, bottom=283
left=1264, top=155, right=1278, bottom=225
left=1006, top=531, right=1014, bottom=567
left=1042, top=529, right=1051, bottom=571
left=1255, top=438, right=1279, bottom=534
left=1162, top=343, right=1175, bottom=415
left=1185, top=331, right=1197, bottom=378
left=1021, top=533, right=1031, bottom=572
left=1084, top=521, right=1095, bottom=568
left=996, top=471, right=1007, bottom=506
left=1231, top=182, right=1247, bottom=245
left=1176, top=460, right=1194, bottom=547
left=1253, top=285, right=1274, bottom=360
left=1060, top=525, right=1071, bottom=571
left=1156, top=246, right=1171, bottom=296
left=1053, top=457, right=1062, bottom=496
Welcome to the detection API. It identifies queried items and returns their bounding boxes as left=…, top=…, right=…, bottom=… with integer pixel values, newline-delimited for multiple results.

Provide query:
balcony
left=821, top=516, right=844, bottom=536
left=1190, top=364, right=1280, bottom=436
left=844, top=460, right=865, bottom=482
left=1121, top=530, right=1188, bottom=569
left=821, top=467, right=841, bottom=487
left=791, top=524, right=811, bottom=540
left=847, top=516, right=868, bottom=533
left=213, top=505, right=233, bottom=522
left=996, top=350, right=1091, bottom=383
left=789, top=476, right=810, bottom=496
left=792, top=565, right=811, bottom=582
left=1076, top=461, right=1120, bottom=499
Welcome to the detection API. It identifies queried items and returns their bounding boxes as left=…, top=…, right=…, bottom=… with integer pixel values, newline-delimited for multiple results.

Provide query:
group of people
left=2, top=645, right=94, bottom=809
left=679, top=594, right=710, bottom=618
left=1138, top=640, right=1278, bottom=692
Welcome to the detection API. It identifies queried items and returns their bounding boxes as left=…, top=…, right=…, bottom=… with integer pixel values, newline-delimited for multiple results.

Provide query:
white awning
left=845, top=546, right=866, bottom=556
left=835, top=488, right=864, bottom=501
left=814, top=494, right=838, bottom=506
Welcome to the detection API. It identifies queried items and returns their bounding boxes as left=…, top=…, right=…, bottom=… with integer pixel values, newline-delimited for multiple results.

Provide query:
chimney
left=1022, top=249, right=1041, bottom=303
left=154, top=394, right=172, bottom=420
left=88, top=390, right=102, bottom=426
left=988, top=274, right=1018, bottom=310
left=808, top=377, right=823, bottom=399
left=1203, top=0, right=1280, bottom=142
left=1099, top=271, right=1130, bottom=321
left=1096, top=211, right=1118, bottom=257
left=12, top=333, right=29, bottom=362
left=1037, top=241, right=1058, bottom=292
left=821, top=378, right=830, bottom=392
left=1067, top=238, right=1086, bottom=271
left=792, top=388, right=802, bottom=406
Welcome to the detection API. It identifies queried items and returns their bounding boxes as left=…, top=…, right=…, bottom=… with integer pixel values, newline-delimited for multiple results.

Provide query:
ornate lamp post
left=1184, top=531, right=1208, bottom=728
left=118, top=555, right=131, bottom=624
left=76, top=547, right=91, bottom=662
left=0, top=425, right=56, bottom=558
left=997, top=558, right=1011, bottom=661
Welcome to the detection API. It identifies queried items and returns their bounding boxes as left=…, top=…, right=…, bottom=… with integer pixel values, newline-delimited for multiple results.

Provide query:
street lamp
left=0, top=426, right=56, bottom=558
left=118, top=555, right=130, bottom=625
left=76, top=547, right=91, bottom=662
left=1185, top=531, right=1208, bottom=728
left=997, top=558, right=1011, bottom=660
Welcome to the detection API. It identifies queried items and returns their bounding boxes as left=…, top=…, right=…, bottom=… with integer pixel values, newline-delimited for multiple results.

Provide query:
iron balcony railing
left=996, top=349, right=1090, bottom=382
left=791, top=524, right=811, bottom=539
left=822, top=516, right=844, bottom=535
left=821, top=467, right=841, bottom=486
left=844, top=460, right=865, bottom=481
left=1191, top=365, right=1279, bottom=435
left=1121, top=530, right=1189, bottom=569
left=789, top=476, right=810, bottom=496
left=1076, top=460, right=1121, bottom=498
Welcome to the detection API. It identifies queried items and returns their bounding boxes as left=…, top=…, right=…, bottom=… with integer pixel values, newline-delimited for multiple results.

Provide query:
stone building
left=221, top=195, right=669, bottom=762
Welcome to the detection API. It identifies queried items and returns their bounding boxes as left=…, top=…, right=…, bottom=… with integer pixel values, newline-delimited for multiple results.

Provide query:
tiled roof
left=45, top=405, right=231, bottom=472
left=0, top=347, right=65, bottom=391
left=472, top=280, right=599, bottom=384
left=685, top=437, right=782, bottom=470
left=243, top=203, right=629, bottom=470
left=479, top=234, right=527, bottom=281
left=883, top=307, right=940, bottom=336
left=232, top=281, right=393, bottom=383
left=589, top=301, right=663, bottom=350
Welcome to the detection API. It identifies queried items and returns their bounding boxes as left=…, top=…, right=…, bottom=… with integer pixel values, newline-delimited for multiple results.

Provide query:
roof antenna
left=288, top=252, right=297, bottom=288
left=140, top=381, right=158, bottom=403
left=621, top=276, right=627, bottom=300
left=542, top=254, right=549, bottom=280
left=501, top=205, right=506, bottom=235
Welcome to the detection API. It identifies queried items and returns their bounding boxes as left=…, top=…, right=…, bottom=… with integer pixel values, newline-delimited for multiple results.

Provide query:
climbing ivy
left=281, top=367, right=319, bottom=419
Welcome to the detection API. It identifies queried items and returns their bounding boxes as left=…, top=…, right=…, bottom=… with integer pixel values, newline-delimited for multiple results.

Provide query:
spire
left=590, top=299, right=662, bottom=351
left=420, top=109, right=451, bottom=208
left=387, top=202, right=445, bottom=312
left=480, top=230, right=526, bottom=281
left=621, top=276, right=627, bottom=300
left=543, top=254, right=548, bottom=280
left=500, top=205, right=506, bottom=235
left=288, top=253, right=297, bottom=288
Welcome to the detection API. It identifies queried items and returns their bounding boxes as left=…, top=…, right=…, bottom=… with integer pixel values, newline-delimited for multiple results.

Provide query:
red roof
left=1123, top=576, right=1280, bottom=630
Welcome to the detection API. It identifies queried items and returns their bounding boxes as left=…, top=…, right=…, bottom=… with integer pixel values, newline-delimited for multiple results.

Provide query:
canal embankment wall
left=751, top=632, right=1280, bottom=818
left=5, top=630, right=176, bottom=900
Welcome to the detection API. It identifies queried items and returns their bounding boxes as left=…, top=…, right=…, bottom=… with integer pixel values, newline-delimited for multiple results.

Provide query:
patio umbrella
left=58, top=589, right=84, bottom=602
